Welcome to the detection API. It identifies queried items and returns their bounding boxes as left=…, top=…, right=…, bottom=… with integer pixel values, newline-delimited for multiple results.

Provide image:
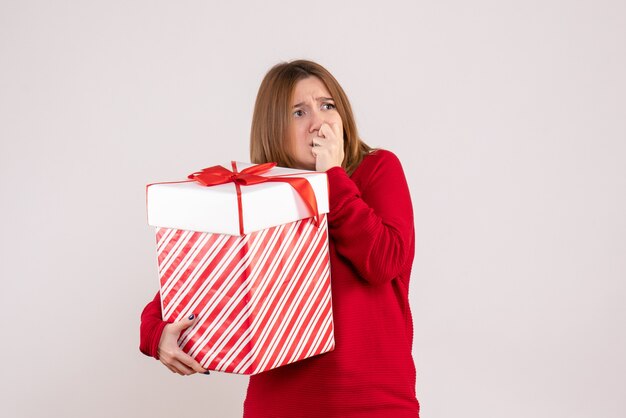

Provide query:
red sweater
left=140, top=149, right=420, bottom=417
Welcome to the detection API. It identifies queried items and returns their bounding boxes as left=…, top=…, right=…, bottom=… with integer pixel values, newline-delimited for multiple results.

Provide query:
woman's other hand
left=157, top=314, right=209, bottom=376
left=313, top=121, right=344, bottom=172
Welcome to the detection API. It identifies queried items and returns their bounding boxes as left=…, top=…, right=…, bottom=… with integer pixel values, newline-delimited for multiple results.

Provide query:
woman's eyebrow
left=292, top=97, right=335, bottom=108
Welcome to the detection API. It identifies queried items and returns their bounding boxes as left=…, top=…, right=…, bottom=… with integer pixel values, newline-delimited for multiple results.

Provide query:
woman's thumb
left=174, top=313, right=197, bottom=332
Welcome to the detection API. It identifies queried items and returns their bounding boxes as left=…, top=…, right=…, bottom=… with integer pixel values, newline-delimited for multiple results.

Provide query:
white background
left=1, top=1, right=625, bottom=417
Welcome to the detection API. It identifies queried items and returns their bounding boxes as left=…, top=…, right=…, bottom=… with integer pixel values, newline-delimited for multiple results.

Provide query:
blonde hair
left=250, top=60, right=372, bottom=175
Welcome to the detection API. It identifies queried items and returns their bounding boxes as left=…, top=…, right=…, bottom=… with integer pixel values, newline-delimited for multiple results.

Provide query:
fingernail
left=203, top=371, right=211, bottom=375
left=188, top=314, right=195, bottom=320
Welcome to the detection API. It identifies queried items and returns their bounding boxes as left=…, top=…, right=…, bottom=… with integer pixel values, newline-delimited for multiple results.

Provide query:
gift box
left=146, top=162, right=335, bottom=375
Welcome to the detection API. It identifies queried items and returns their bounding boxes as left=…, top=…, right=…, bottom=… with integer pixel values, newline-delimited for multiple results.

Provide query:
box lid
left=146, top=162, right=329, bottom=236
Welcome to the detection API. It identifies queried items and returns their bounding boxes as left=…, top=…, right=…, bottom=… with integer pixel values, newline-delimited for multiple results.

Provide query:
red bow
left=188, top=162, right=320, bottom=235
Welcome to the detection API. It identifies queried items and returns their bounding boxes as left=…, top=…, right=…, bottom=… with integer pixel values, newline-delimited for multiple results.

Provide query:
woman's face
left=287, top=76, right=344, bottom=170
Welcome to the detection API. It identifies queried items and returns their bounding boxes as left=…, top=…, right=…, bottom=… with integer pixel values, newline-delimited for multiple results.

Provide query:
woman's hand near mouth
left=312, top=121, right=344, bottom=172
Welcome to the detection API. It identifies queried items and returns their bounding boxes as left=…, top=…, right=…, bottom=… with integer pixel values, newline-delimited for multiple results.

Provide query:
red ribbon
left=187, top=162, right=320, bottom=235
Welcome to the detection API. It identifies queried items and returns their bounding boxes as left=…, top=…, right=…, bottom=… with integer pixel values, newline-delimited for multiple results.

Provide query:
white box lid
left=146, top=162, right=329, bottom=236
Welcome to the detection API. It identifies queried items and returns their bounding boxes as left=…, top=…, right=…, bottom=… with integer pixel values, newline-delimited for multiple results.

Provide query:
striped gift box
left=147, top=162, right=334, bottom=374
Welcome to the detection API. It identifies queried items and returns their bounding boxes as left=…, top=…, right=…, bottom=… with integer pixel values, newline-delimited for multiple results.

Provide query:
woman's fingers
left=170, top=358, right=195, bottom=376
left=164, top=363, right=179, bottom=374
left=317, top=123, right=332, bottom=141
left=318, top=122, right=341, bottom=142
left=163, top=355, right=194, bottom=375
left=314, top=122, right=344, bottom=171
left=163, top=359, right=200, bottom=376
left=178, top=352, right=208, bottom=374
left=168, top=349, right=208, bottom=373
left=156, top=316, right=210, bottom=376
left=160, top=347, right=208, bottom=375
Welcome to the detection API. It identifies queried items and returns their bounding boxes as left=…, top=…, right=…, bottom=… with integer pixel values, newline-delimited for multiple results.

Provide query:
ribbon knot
left=187, top=161, right=320, bottom=235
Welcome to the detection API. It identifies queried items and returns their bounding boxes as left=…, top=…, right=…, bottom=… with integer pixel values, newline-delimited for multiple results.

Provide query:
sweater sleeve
left=139, top=291, right=168, bottom=359
left=326, top=150, right=414, bottom=285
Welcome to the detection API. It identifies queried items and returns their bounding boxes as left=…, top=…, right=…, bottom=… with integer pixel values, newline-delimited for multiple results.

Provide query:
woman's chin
left=291, top=159, right=316, bottom=171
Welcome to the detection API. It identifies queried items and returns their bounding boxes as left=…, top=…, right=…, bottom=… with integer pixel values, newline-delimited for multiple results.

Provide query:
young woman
left=140, top=60, right=420, bottom=417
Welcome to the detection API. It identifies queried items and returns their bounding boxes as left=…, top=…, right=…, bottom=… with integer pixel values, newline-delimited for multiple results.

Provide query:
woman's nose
left=309, top=110, right=324, bottom=133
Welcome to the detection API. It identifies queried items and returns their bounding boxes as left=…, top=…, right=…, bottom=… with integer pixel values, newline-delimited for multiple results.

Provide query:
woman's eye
left=293, top=109, right=304, bottom=117
left=322, top=103, right=336, bottom=110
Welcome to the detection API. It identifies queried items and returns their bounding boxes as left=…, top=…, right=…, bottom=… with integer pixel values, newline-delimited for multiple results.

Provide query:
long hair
left=250, top=60, right=372, bottom=175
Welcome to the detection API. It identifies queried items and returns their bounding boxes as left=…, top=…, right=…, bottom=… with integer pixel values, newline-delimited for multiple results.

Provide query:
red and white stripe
left=155, top=214, right=334, bottom=375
